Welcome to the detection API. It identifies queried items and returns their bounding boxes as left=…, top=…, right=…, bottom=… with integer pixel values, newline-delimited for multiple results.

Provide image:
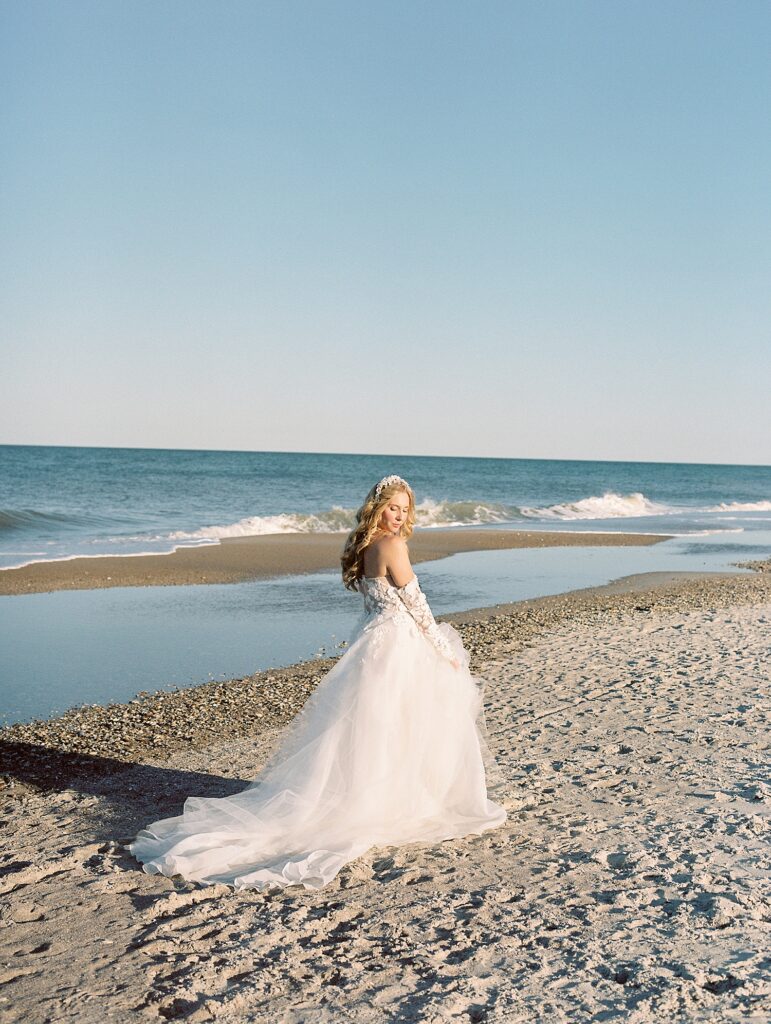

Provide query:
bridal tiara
left=374, top=474, right=410, bottom=500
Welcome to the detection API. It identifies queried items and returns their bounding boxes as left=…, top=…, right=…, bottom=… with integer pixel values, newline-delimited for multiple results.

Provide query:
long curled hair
left=341, top=477, right=416, bottom=591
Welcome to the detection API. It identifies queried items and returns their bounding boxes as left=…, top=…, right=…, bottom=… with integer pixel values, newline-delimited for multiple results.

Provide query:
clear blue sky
left=2, top=1, right=769, bottom=464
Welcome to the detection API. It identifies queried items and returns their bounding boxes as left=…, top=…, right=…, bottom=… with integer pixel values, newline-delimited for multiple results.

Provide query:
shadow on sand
left=0, top=739, right=256, bottom=848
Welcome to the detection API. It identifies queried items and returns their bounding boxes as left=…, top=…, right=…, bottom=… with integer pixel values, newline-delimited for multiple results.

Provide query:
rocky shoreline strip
left=2, top=561, right=769, bottom=796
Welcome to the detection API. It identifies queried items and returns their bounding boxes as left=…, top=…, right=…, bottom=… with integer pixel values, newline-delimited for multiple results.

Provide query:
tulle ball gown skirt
left=128, top=614, right=507, bottom=891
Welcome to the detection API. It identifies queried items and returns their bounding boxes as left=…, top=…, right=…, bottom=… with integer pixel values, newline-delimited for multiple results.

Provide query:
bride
left=128, top=475, right=507, bottom=890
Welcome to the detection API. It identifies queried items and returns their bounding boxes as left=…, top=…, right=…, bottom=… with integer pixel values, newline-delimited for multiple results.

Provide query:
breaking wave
left=169, top=507, right=356, bottom=540
left=413, top=499, right=523, bottom=527
left=710, top=500, right=771, bottom=513
left=520, top=491, right=672, bottom=521
left=167, top=491, right=686, bottom=540
left=167, top=499, right=526, bottom=540
left=7, top=492, right=767, bottom=550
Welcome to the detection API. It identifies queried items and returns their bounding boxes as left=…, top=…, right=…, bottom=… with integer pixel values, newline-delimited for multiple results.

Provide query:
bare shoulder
left=379, top=534, right=408, bottom=551
left=363, top=533, right=403, bottom=577
left=382, top=536, right=413, bottom=587
left=367, top=534, right=407, bottom=555
left=360, top=534, right=413, bottom=585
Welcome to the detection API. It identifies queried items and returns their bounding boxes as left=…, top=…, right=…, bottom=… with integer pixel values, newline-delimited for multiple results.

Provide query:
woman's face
left=378, top=490, right=410, bottom=535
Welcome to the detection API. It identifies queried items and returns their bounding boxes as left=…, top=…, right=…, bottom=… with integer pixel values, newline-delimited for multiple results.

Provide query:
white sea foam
left=168, top=507, right=356, bottom=540
left=520, top=491, right=672, bottom=521
left=146, top=491, right=766, bottom=542
left=167, top=498, right=524, bottom=540
left=0, top=548, right=194, bottom=571
left=680, top=528, right=745, bottom=536
left=413, top=498, right=520, bottom=528
left=710, top=500, right=771, bottom=512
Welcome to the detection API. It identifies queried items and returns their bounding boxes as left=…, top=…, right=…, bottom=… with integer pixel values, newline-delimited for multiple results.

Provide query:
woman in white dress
left=128, top=475, right=507, bottom=890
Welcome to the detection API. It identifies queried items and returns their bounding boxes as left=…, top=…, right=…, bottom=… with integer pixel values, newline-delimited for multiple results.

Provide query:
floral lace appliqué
left=357, top=575, right=455, bottom=663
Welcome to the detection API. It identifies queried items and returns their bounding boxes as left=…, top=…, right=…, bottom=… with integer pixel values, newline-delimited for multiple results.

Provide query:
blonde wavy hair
left=341, top=477, right=416, bottom=591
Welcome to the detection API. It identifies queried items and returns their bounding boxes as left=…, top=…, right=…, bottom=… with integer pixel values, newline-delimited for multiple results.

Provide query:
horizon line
left=0, top=441, right=768, bottom=470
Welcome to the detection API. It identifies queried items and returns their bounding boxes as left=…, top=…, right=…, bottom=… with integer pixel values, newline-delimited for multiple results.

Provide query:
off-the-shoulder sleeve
left=394, top=577, right=456, bottom=662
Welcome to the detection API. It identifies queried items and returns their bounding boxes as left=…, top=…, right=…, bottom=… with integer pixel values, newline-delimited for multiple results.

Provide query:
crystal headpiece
left=374, top=474, right=410, bottom=500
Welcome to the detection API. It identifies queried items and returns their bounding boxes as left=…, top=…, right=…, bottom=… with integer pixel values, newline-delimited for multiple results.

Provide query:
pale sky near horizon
left=1, top=1, right=770, bottom=466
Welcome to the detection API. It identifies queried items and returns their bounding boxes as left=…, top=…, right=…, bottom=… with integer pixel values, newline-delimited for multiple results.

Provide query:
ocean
left=1, top=446, right=769, bottom=725
left=2, top=445, right=770, bottom=569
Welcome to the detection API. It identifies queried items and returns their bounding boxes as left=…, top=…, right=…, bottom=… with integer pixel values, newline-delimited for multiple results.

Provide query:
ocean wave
left=520, top=491, right=672, bottom=521
left=710, top=500, right=771, bottom=512
left=165, top=491, right=713, bottom=540
left=167, top=498, right=527, bottom=540
left=0, top=507, right=120, bottom=532
left=168, top=507, right=356, bottom=540
left=8, top=490, right=768, bottom=549
left=413, top=498, right=523, bottom=527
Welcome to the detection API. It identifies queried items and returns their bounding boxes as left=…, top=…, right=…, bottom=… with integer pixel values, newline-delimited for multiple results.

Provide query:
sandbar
left=0, top=527, right=670, bottom=595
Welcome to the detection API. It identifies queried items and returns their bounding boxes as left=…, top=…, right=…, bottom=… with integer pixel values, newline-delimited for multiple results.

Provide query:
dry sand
left=1, top=568, right=769, bottom=1022
left=0, top=528, right=669, bottom=596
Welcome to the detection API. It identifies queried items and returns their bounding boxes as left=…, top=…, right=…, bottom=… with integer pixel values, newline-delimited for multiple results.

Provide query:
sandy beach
left=4, top=0, right=771, bottom=1016
left=0, top=528, right=670, bottom=596
left=1, top=562, right=769, bottom=1022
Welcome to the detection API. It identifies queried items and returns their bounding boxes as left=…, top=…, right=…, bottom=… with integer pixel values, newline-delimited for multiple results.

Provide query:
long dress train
left=127, top=573, right=507, bottom=891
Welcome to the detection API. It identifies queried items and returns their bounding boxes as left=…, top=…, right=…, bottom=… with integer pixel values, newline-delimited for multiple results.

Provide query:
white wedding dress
left=128, top=573, right=507, bottom=890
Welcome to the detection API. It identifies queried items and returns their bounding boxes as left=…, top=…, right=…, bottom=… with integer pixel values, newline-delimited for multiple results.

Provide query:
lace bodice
left=358, top=575, right=455, bottom=662
left=359, top=575, right=408, bottom=617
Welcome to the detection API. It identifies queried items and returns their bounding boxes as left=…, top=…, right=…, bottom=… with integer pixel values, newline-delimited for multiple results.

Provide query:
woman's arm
left=385, top=538, right=459, bottom=667
left=383, top=536, right=415, bottom=587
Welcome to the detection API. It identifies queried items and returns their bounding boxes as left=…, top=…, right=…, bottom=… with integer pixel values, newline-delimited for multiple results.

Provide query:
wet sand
left=0, top=528, right=670, bottom=596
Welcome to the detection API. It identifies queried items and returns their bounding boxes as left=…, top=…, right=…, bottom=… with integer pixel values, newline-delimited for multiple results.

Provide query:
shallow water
left=1, top=531, right=768, bottom=726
